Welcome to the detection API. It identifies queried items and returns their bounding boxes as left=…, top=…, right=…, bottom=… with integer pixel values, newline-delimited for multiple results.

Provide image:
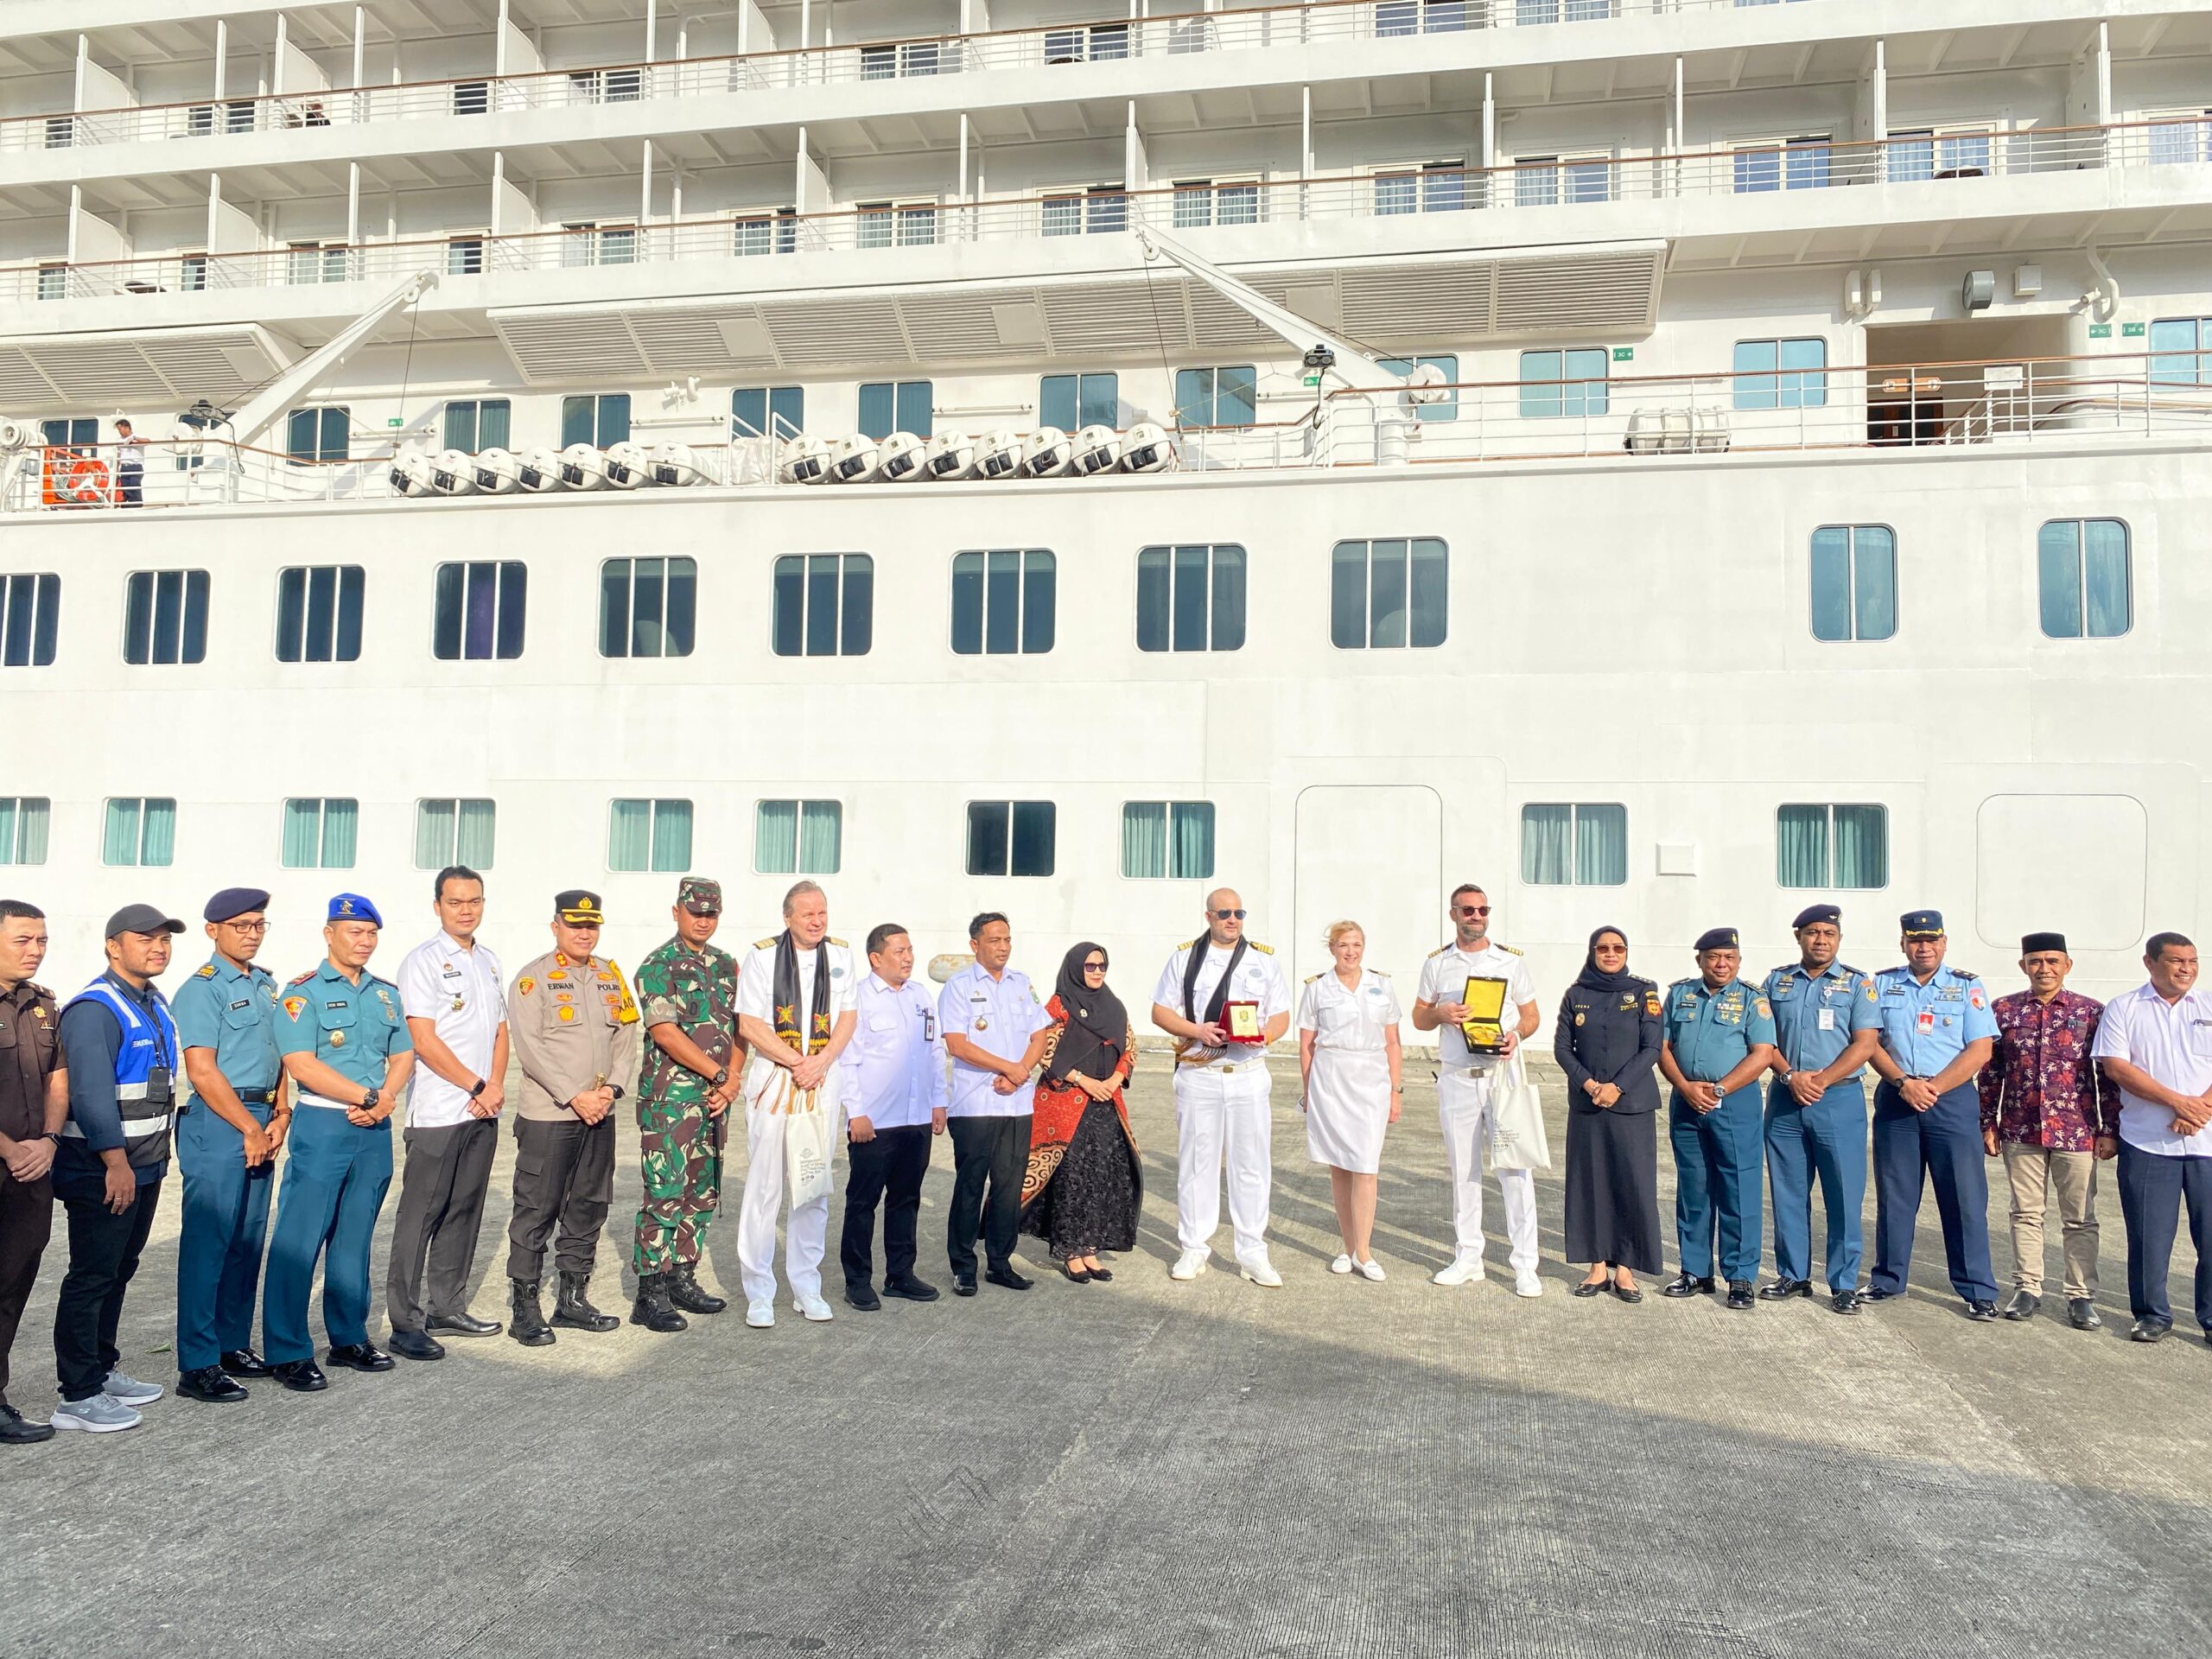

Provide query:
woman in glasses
left=1020, top=943, right=1141, bottom=1283
left=1297, top=920, right=1404, bottom=1279
left=1555, top=926, right=1663, bottom=1301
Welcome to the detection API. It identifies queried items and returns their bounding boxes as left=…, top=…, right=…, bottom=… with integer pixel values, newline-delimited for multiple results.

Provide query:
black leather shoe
left=2131, top=1317, right=2172, bottom=1344
left=509, top=1279, right=555, bottom=1347
left=2068, top=1298, right=2101, bottom=1331
left=1089, top=1265, right=1114, bottom=1283
left=177, top=1365, right=248, bottom=1404
left=984, top=1264, right=1032, bottom=1292
left=551, top=1271, right=619, bottom=1333
left=665, top=1264, right=727, bottom=1316
left=1661, top=1273, right=1714, bottom=1299
left=1830, top=1289, right=1863, bottom=1315
left=426, top=1311, right=502, bottom=1339
left=1859, top=1286, right=1904, bottom=1305
left=0, top=1402, right=54, bottom=1443
left=952, top=1273, right=978, bottom=1298
left=1965, top=1300, right=1999, bottom=1322
left=387, top=1328, right=445, bottom=1363
left=846, top=1282, right=882, bottom=1312
left=1758, top=1278, right=1813, bottom=1300
left=219, top=1348, right=270, bottom=1379
left=271, top=1359, right=327, bottom=1393
left=1573, top=1280, right=1605, bottom=1298
left=327, top=1341, right=395, bottom=1372
left=1725, top=1281, right=1756, bottom=1311
left=1611, top=1280, right=1643, bottom=1304
left=2000, top=1289, right=2041, bottom=1322
left=628, top=1272, right=689, bottom=1333
left=884, top=1274, right=940, bottom=1302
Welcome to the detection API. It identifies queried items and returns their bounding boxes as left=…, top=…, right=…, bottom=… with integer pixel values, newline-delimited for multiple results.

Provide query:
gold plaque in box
left=1459, top=976, right=1510, bottom=1054
left=1224, top=1000, right=1264, bottom=1045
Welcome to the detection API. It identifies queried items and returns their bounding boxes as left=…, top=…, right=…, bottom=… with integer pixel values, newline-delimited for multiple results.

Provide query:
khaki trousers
left=2001, top=1142, right=2100, bottom=1298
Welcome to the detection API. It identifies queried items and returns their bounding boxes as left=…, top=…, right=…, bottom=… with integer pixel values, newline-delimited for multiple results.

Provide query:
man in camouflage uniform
left=627, top=876, right=741, bottom=1333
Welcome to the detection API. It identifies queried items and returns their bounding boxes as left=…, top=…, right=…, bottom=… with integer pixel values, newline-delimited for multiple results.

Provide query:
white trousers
left=737, top=1100, right=832, bottom=1305
left=1173, top=1065, right=1274, bottom=1262
left=1438, top=1069, right=1540, bottom=1273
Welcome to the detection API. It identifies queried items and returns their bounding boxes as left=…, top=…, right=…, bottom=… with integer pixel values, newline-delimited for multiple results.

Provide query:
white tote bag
left=1487, top=1052, right=1552, bottom=1173
left=766, top=1070, right=837, bottom=1206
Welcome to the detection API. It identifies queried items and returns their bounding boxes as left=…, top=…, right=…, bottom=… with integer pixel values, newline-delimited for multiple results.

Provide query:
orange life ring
left=63, top=454, right=111, bottom=505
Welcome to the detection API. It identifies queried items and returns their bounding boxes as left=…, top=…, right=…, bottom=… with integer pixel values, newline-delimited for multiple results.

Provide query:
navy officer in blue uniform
left=263, top=894, right=415, bottom=1391
left=1864, top=909, right=2000, bottom=1319
left=170, top=887, right=288, bottom=1403
left=1657, top=927, right=1778, bottom=1311
left=1759, top=904, right=1882, bottom=1314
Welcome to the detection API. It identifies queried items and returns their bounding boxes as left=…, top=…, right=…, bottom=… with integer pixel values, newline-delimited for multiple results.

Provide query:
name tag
left=1817, top=1009, right=1836, bottom=1033
left=1916, top=1010, right=1936, bottom=1035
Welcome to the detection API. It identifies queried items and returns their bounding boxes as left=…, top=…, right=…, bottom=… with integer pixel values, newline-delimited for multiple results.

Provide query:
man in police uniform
left=838, top=922, right=946, bottom=1310
left=1152, top=887, right=1291, bottom=1287
left=1758, top=904, right=1880, bottom=1314
left=938, top=913, right=1052, bottom=1297
left=171, top=887, right=287, bottom=1403
left=629, top=876, right=741, bottom=1334
left=1865, top=909, right=2000, bottom=1319
left=1412, top=884, right=1541, bottom=1296
left=504, top=889, right=639, bottom=1344
left=1657, top=927, right=1778, bottom=1312
left=0, top=900, right=63, bottom=1445
left=264, top=894, right=416, bottom=1391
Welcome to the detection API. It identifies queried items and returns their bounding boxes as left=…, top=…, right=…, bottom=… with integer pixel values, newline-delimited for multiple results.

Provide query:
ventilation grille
left=1491, top=249, right=1662, bottom=334
left=0, top=326, right=281, bottom=408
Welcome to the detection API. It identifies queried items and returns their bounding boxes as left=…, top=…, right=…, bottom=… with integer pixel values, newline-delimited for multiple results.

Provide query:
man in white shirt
left=1150, top=887, right=1291, bottom=1287
left=734, top=880, right=857, bottom=1327
left=938, top=913, right=1052, bottom=1297
left=1412, top=882, right=1543, bottom=1297
left=2090, top=931, right=2212, bottom=1344
left=836, top=923, right=947, bottom=1312
left=386, top=868, right=509, bottom=1360
left=113, top=418, right=146, bottom=507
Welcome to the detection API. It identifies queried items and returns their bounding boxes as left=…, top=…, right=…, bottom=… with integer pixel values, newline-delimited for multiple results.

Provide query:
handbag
left=765, top=1067, right=838, bottom=1206
left=1487, top=1052, right=1552, bottom=1172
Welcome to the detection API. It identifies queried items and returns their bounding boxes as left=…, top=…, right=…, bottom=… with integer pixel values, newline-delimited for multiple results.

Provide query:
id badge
left=1915, top=1009, right=1936, bottom=1035
left=1816, top=1009, right=1836, bottom=1033
left=922, top=1009, right=937, bottom=1043
left=145, top=1064, right=173, bottom=1104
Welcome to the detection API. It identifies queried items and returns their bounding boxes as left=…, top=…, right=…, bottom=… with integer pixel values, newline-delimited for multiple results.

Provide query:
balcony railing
left=3, top=118, right=2198, bottom=307
left=0, top=0, right=1811, bottom=155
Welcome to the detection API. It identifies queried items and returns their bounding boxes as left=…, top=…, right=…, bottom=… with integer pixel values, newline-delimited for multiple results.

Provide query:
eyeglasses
left=219, top=920, right=269, bottom=933
left=1211, top=908, right=1247, bottom=920
left=1455, top=905, right=1491, bottom=917
left=1082, top=960, right=1107, bottom=973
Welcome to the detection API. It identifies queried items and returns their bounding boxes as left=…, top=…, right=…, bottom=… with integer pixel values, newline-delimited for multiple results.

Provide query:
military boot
left=665, top=1262, right=728, bottom=1316
left=509, top=1279, right=555, bottom=1347
left=552, top=1270, right=620, bottom=1334
left=629, top=1273, right=689, bottom=1333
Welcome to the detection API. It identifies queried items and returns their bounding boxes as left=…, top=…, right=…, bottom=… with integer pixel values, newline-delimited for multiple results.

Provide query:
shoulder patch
left=288, top=971, right=315, bottom=987
left=518, top=976, right=535, bottom=996
left=1644, top=989, right=1662, bottom=1016
left=1249, top=941, right=1273, bottom=955
left=194, top=963, right=217, bottom=978
left=1754, top=997, right=1773, bottom=1019
left=281, top=995, right=306, bottom=1020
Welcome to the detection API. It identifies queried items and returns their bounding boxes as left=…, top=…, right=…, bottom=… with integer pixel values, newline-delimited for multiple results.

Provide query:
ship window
left=1373, top=158, right=1471, bottom=215
left=1520, top=804, right=1628, bottom=887
left=2147, top=110, right=2212, bottom=166
left=1885, top=126, right=1994, bottom=182
left=1040, top=373, right=1118, bottom=431
left=1170, top=178, right=1262, bottom=228
left=600, top=556, right=696, bottom=658
left=1378, top=2, right=1470, bottom=35
left=1330, top=537, right=1446, bottom=650
left=1777, top=804, right=1887, bottom=890
left=0, top=573, right=60, bottom=668
left=1137, top=543, right=1246, bottom=652
left=861, top=41, right=944, bottom=79
left=857, top=381, right=931, bottom=440
left=1810, top=526, right=1897, bottom=642
left=41, top=419, right=95, bottom=450
left=608, top=798, right=692, bottom=873
left=967, top=802, right=1055, bottom=878
left=733, top=386, right=803, bottom=441
left=772, top=554, right=873, bottom=658
left=36, top=264, right=67, bottom=301
left=1517, top=2, right=1619, bottom=21
left=416, top=799, right=496, bottom=869
left=274, top=564, right=365, bottom=663
left=1046, top=23, right=1129, bottom=62
left=1518, top=351, right=1608, bottom=417
left=734, top=208, right=798, bottom=257
left=2151, top=317, right=2212, bottom=385
left=560, top=222, right=636, bottom=267
left=1379, top=354, right=1459, bottom=421
left=0, top=798, right=48, bottom=866
left=103, top=798, right=175, bottom=868
left=2037, top=519, right=2130, bottom=639
left=1173, top=366, right=1256, bottom=428
left=855, top=200, right=938, bottom=249
left=951, top=550, right=1055, bottom=656
left=755, top=800, right=843, bottom=875
left=445, top=236, right=485, bottom=276
left=44, top=116, right=73, bottom=149
left=123, top=569, right=210, bottom=665
left=1041, top=185, right=1128, bottom=237
left=285, top=406, right=350, bottom=462
left=432, top=560, right=527, bottom=661
left=282, top=798, right=357, bottom=869
left=451, top=80, right=489, bottom=117
left=1122, top=803, right=1215, bottom=880
left=443, top=399, right=511, bottom=454
left=1733, top=338, right=1827, bottom=410
left=1733, top=136, right=1833, bottom=194
left=287, top=241, right=350, bottom=284
left=569, top=67, right=642, bottom=105
left=560, top=394, right=631, bottom=448
left=1514, top=152, right=1613, bottom=207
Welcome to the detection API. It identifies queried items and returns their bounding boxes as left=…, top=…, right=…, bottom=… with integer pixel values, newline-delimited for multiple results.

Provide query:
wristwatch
left=360, top=1087, right=381, bottom=1111
left=610, top=1084, right=626, bottom=1101
left=709, top=1067, right=729, bottom=1088
left=468, top=1077, right=487, bottom=1099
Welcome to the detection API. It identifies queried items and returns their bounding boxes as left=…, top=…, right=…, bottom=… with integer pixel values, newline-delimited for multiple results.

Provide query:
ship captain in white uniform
left=1412, top=882, right=1544, bottom=1298
left=1150, top=887, right=1292, bottom=1287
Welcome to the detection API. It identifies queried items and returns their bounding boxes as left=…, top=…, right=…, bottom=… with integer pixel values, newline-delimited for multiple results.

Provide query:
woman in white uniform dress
left=1297, top=921, right=1404, bottom=1281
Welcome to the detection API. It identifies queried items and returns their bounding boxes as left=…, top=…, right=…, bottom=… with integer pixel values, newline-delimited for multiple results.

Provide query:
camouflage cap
left=677, top=876, right=722, bottom=915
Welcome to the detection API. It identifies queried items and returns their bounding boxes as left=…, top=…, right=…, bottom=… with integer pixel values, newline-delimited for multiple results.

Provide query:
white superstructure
left=1, top=0, right=2209, bottom=1019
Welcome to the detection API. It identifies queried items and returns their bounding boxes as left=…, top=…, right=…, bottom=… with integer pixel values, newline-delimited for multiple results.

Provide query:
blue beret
left=1899, top=910, right=1944, bottom=938
left=205, top=887, right=270, bottom=924
left=1791, top=904, right=1841, bottom=931
left=1694, top=927, right=1739, bottom=953
left=327, top=893, right=382, bottom=927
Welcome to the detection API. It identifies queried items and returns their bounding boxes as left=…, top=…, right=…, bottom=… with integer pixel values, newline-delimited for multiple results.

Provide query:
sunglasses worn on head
left=1211, top=909, right=1247, bottom=920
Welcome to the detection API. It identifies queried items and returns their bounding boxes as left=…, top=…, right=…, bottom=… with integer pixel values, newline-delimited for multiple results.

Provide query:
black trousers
left=385, top=1117, right=499, bottom=1332
left=947, top=1115, right=1026, bottom=1277
left=505, top=1116, right=616, bottom=1282
left=54, top=1179, right=162, bottom=1402
left=0, top=1171, right=54, bottom=1404
left=842, top=1125, right=931, bottom=1289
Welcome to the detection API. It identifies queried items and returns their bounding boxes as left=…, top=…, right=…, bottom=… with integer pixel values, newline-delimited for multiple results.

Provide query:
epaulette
left=1371, top=969, right=1391, bottom=977
left=756, top=938, right=778, bottom=950
left=1838, top=963, right=1866, bottom=978
left=1427, top=944, right=1449, bottom=958
left=194, top=963, right=217, bottom=978
left=287, top=970, right=315, bottom=987
left=1249, top=941, right=1272, bottom=955
left=1304, top=972, right=1321, bottom=984
left=1497, top=944, right=1523, bottom=955
left=1177, top=939, right=1196, bottom=951
left=827, top=936, right=847, bottom=948
left=1950, top=967, right=1979, bottom=981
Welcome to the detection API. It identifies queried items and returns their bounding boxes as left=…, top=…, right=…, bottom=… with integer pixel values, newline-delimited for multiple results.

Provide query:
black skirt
left=1563, top=1105, right=1662, bottom=1274
left=1021, top=1101, right=1141, bottom=1261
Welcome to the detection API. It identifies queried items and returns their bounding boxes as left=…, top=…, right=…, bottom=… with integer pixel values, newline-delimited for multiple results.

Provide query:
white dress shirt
left=1416, top=940, right=1536, bottom=1070
left=736, top=934, right=856, bottom=1105
left=397, top=931, right=506, bottom=1128
left=2091, top=980, right=2212, bottom=1156
left=1298, top=969, right=1404, bottom=1052
left=937, top=961, right=1052, bottom=1117
left=838, top=973, right=947, bottom=1130
left=1152, top=938, right=1292, bottom=1071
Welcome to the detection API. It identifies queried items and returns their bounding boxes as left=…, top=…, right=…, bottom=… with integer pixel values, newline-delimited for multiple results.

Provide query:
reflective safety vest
left=61, top=976, right=181, bottom=1168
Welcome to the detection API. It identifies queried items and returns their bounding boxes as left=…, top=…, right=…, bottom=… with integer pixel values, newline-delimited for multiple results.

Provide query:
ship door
left=1292, top=785, right=1443, bottom=1036
left=1865, top=315, right=2081, bottom=446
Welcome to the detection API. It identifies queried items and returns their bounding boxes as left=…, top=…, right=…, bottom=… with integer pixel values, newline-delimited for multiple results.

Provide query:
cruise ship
left=1, top=0, right=2208, bottom=1014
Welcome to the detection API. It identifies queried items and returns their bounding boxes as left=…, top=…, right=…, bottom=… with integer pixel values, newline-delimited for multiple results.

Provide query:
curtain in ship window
left=282, top=799, right=322, bottom=868
left=1776, top=805, right=1831, bottom=887
left=1520, top=806, right=1573, bottom=885
left=1575, top=804, right=1628, bottom=885
left=2082, top=520, right=2130, bottom=637
left=415, top=799, right=454, bottom=868
left=1832, top=806, right=1886, bottom=889
left=608, top=800, right=652, bottom=871
left=139, top=798, right=175, bottom=867
left=0, top=798, right=48, bottom=865
left=755, top=800, right=798, bottom=874
left=103, top=799, right=140, bottom=867
left=798, top=801, right=841, bottom=873
left=1173, top=803, right=1216, bottom=880
left=321, top=799, right=358, bottom=868
left=651, top=801, right=692, bottom=872
left=1122, top=804, right=1168, bottom=878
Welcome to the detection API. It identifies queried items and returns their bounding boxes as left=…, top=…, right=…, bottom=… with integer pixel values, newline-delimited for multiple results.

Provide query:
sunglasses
left=1455, top=905, right=1491, bottom=917
left=1082, top=959, right=1107, bottom=973
left=1211, top=908, right=1247, bottom=920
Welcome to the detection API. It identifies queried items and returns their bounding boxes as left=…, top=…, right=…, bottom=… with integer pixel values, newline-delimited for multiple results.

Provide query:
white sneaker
left=1432, top=1256, right=1486, bottom=1287
left=1330, top=1253, right=1354, bottom=1275
left=1169, top=1249, right=1210, bottom=1281
left=102, top=1369, right=163, bottom=1407
left=744, top=1301, right=775, bottom=1329
left=797, top=1294, right=834, bottom=1323
left=1356, top=1258, right=1387, bottom=1283
left=51, top=1393, right=140, bottom=1433
left=1240, top=1255, right=1284, bottom=1288
left=1514, top=1269, right=1544, bottom=1299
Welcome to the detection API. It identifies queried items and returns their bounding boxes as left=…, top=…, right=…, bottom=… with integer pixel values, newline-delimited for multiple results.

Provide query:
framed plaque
left=1224, top=1000, right=1266, bottom=1045
left=1459, top=976, right=1510, bottom=1054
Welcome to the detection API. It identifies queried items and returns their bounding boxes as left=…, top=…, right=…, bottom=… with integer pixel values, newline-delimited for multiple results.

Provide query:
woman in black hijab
left=1020, top=943, right=1142, bottom=1283
left=1554, top=926, right=1663, bottom=1300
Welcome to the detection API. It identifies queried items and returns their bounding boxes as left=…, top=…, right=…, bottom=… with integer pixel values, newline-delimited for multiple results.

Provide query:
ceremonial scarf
left=1049, top=942, right=1127, bottom=1083
left=772, top=930, right=832, bottom=1054
left=1180, top=934, right=1248, bottom=1026
left=1573, top=926, right=1637, bottom=996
